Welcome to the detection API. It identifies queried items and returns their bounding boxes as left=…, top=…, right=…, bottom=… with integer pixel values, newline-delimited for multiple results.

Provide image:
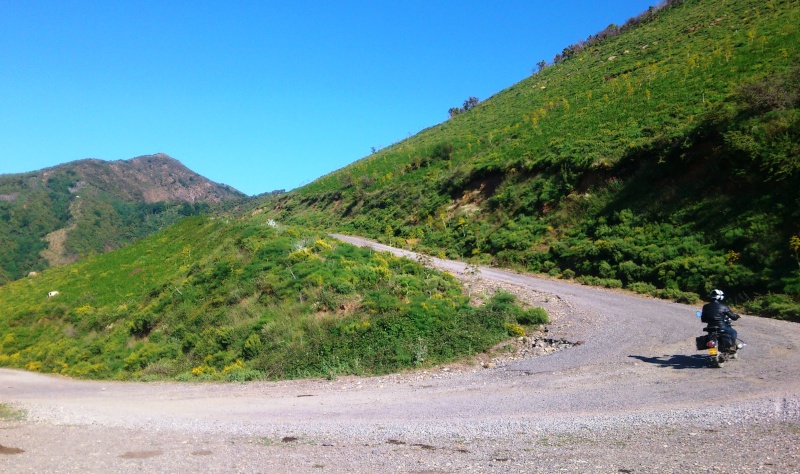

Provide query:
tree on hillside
left=448, top=96, right=480, bottom=118
left=463, top=96, right=479, bottom=111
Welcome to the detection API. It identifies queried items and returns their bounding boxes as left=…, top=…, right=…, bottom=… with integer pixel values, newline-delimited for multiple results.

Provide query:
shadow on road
left=628, top=354, right=709, bottom=369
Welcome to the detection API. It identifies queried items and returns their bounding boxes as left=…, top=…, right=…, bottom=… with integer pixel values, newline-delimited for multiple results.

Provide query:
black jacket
left=701, top=300, right=740, bottom=328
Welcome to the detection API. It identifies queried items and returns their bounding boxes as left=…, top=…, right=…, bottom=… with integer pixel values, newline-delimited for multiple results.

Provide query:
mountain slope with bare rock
left=0, top=153, right=245, bottom=283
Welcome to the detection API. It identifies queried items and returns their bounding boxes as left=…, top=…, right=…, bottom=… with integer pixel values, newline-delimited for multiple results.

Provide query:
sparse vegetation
left=0, top=403, right=26, bottom=421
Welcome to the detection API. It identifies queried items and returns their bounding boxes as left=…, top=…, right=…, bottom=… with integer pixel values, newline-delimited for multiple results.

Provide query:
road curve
left=331, top=234, right=800, bottom=414
left=1, top=235, right=799, bottom=473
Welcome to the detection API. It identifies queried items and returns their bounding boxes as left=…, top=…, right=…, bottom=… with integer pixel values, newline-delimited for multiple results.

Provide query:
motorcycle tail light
left=707, top=341, right=716, bottom=348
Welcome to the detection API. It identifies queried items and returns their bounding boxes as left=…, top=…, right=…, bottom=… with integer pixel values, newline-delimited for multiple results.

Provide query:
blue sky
left=1, top=0, right=656, bottom=196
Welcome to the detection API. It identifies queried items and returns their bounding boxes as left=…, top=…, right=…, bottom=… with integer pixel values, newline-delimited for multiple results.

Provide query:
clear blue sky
left=1, top=0, right=656, bottom=196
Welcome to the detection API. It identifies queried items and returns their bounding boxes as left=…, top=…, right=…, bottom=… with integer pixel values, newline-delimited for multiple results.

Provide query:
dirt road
left=2, top=235, right=799, bottom=473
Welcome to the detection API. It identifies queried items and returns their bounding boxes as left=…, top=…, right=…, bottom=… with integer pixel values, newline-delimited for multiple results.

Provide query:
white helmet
left=709, top=289, right=724, bottom=301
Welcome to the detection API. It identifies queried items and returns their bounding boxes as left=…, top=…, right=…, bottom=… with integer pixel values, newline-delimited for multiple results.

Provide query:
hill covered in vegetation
left=0, top=154, right=245, bottom=284
left=0, top=215, right=545, bottom=380
left=2, top=0, right=797, bottom=382
left=268, top=0, right=800, bottom=320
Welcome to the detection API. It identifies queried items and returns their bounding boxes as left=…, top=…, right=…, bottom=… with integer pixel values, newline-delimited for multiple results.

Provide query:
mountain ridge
left=24, top=153, right=241, bottom=204
left=0, top=153, right=245, bottom=282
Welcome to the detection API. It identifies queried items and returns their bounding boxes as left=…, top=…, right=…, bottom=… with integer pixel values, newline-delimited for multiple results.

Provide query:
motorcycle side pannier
left=695, top=335, right=709, bottom=351
left=719, top=334, right=736, bottom=350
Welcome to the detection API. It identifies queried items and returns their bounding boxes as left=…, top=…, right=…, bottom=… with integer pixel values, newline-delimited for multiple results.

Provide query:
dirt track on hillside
left=2, top=236, right=800, bottom=473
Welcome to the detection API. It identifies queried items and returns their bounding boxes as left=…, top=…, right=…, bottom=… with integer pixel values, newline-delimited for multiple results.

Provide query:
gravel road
left=2, top=235, right=800, bottom=473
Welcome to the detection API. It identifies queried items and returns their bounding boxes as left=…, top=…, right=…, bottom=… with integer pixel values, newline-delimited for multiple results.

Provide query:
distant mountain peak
left=0, top=154, right=247, bottom=282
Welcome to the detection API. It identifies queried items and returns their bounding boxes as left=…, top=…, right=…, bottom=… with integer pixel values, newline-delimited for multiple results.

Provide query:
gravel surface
left=2, top=235, right=800, bottom=473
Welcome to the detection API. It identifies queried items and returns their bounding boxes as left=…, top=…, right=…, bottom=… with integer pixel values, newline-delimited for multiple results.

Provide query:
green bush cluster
left=0, top=216, right=540, bottom=380
left=742, top=294, right=800, bottom=322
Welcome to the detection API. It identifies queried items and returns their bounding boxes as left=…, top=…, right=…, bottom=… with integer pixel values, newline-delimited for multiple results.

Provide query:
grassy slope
left=0, top=214, right=545, bottom=380
left=270, top=0, right=800, bottom=319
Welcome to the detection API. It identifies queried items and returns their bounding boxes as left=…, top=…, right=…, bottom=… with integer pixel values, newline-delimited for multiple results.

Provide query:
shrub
left=222, top=360, right=262, bottom=382
left=140, top=359, right=184, bottom=378
left=627, top=281, right=657, bottom=295
left=504, top=322, right=526, bottom=337
left=576, top=276, right=623, bottom=289
left=224, top=367, right=262, bottom=382
left=783, top=272, right=800, bottom=296
left=657, top=288, right=699, bottom=304
left=517, top=307, right=549, bottom=325
left=124, top=342, right=179, bottom=371
left=741, top=294, right=800, bottom=322
left=735, top=75, right=798, bottom=113
left=242, top=333, right=263, bottom=359
left=128, top=313, right=157, bottom=337
left=331, top=279, right=355, bottom=294
left=191, top=364, right=217, bottom=378
left=363, top=292, right=402, bottom=314
left=430, top=142, right=454, bottom=162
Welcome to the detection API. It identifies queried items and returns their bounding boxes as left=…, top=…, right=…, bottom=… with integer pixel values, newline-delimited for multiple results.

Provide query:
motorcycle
left=695, top=311, right=743, bottom=368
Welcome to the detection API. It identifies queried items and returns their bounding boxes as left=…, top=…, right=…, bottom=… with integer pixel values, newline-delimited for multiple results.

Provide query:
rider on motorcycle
left=700, top=289, right=741, bottom=350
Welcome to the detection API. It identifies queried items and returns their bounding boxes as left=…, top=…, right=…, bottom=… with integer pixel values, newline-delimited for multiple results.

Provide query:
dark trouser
left=721, top=326, right=738, bottom=349
left=706, top=326, right=738, bottom=349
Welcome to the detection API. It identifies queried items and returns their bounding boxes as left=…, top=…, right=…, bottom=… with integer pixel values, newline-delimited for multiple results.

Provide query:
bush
left=657, top=287, right=699, bottom=304
left=242, top=333, right=262, bottom=359
left=741, top=294, right=800, bottom=322
left=735, top=75, right=798, bottom=113
left=222, top=360, right=262, bottom=382
left=627, top=281, right=657, bottom=295
left=576, top=275, right=623, bottom=289
left=783, top=272, right=800, bottom=296
left=128, top=313, right=158, bottom=337
left=517, top=307, right=549, bottom=325
left=430, top=142, right=454, bottom=162
left=490, top=291, right=517, bottom=306
left=504, top=322, right=526, bottom=337
left=331, top=279, right=355, bottom=294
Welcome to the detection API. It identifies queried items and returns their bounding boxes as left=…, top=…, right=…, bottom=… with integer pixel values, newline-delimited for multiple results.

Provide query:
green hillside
left=0, top=154, right=244, bottom=284
left=269, top=0, right=800, bottom=320
left=0, top=215, right=544, bottom=380
left=2, top=0, right=798, bottom=382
